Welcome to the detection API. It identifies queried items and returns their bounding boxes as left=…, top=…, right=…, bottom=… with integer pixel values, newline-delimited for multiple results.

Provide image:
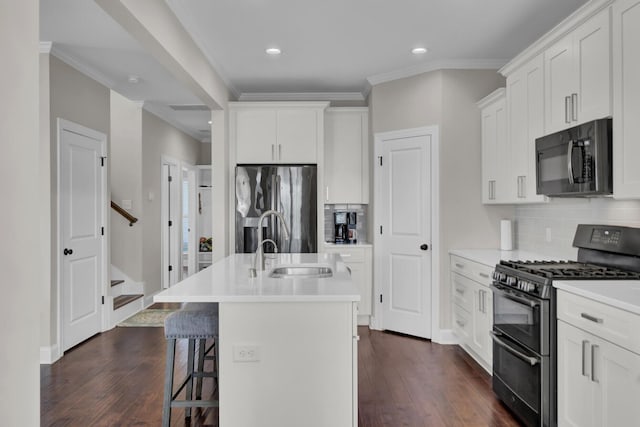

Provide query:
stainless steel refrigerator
left=235, top=165, right=317, bottom=253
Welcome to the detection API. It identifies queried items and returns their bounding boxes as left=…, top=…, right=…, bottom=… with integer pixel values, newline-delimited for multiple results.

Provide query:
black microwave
left=535, top=118, right=612, bottom=197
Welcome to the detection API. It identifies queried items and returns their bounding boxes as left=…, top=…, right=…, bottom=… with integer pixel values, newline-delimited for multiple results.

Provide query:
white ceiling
left=40, top=0, right=589, bottom=137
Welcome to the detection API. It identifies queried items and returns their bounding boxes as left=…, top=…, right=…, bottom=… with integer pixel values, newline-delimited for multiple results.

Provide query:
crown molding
left=476, top=87, right=506, bottom=109
left=367, top=58, right=508, bottom=87
left=39, top=41, right=52, bottom=54
left=499, top=0, right=614, bottom=76
left=238, top=92, right=366, bottom=102
left=49, top=43, right=116, bottom=89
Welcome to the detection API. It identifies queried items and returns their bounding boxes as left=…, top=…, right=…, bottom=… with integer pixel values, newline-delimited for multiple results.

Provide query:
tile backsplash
left=323, top=204, right=368, bottom=243
left=515, top=198, right=640, bottom=259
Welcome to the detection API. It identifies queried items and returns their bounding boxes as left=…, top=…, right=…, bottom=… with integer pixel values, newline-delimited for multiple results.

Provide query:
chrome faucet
left=252, top=210, right=290, bottom=274
left=249, top=239, right=278, bottom=278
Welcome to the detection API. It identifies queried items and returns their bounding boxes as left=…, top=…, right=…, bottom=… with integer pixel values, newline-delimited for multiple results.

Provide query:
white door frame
left=181, top=162, right=198, bottom=278
left=161, top=155, right=181, bottom=288
left=56, top=118, right=108, bottom=355
left=372, top=126, right=441, bottom=341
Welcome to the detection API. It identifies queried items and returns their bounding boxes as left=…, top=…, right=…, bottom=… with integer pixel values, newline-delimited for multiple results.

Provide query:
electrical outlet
left=233, top=344, right=260, bottom=362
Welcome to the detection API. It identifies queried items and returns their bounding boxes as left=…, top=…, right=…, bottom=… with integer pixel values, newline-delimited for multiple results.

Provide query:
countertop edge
left=553, top=280, right=640, bottom=316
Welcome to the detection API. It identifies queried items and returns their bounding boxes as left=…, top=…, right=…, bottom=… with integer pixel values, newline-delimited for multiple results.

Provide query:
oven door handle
left=497, top=290, right=540, bottom=308
left=490, top=331, right=540, bottom=366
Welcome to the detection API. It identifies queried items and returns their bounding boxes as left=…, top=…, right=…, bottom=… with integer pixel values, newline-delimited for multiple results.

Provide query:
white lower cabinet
left=557, top=291, right=640, bottom=427
left=451, top=255, right=493, bottom=372
left=324, top=245, right=372, bottom=319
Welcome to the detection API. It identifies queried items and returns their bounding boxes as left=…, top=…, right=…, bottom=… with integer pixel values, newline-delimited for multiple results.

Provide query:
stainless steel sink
left=268, top=266, right=333, bottom=279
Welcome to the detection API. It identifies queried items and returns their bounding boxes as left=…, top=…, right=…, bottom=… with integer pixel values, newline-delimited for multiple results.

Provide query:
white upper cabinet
left=506, top=54, right=547, bottom=203
left=478, top=89, right=511, bottom=204
left=613, top=0, right=640, bottom=198
left=230, top=102, right=328, bottom=164
left=324, top=108, right=369, bottom=204
left=544, top=8, right=611, bottom=134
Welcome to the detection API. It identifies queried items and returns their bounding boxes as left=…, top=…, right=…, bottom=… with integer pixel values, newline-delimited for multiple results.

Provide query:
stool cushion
left=182, top=302, right=219, bottom=315
left=164, top=308, right=218, bottom=339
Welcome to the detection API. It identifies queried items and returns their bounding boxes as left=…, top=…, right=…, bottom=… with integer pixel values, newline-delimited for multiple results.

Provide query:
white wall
left=0, top=0, right=40, bottom=423
left=370, top=69, right=514, bottom=331
left=142, top=110, right=200, bottom=296
left=516, top=198, right=640, bottom=259
left=110, top=92, right=144, bottom=282
left=198, top=141, right=212, bottom=165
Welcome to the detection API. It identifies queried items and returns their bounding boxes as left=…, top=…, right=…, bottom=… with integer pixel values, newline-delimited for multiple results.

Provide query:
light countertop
left=154, top=253, right=360, bottom=303
left=324, top=242, right=372, bottom=248
left=554, top=280, right=640, bottom=316
left=449, top=248, right=556, bottom=268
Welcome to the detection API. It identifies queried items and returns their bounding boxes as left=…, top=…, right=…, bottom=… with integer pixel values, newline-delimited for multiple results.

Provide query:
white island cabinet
left=154, top=253, right=359, bottom=427
left=555, top=282, right=640, bottom=427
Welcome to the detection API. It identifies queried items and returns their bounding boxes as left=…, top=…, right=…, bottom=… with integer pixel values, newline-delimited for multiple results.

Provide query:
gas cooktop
left=499, top=260, right=640, bottom=280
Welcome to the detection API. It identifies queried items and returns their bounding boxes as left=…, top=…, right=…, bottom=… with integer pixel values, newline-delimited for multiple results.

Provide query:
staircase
left=109, top=267, right=145, bottom=327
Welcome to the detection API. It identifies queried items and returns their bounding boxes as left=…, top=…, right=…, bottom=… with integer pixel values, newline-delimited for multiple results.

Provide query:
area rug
left=118, top=309, right=176, bottom=327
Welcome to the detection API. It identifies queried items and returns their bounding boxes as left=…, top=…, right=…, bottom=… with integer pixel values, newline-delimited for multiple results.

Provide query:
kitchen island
left=154, top=253, right=360, bottom=427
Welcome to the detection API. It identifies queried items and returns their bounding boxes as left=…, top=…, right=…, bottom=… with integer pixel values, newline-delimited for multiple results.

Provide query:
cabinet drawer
left=450, top=255, right=494, bottom=286
left=451, top=272, right=474, bottom=313
left=557, top=290, right=640, bottom=355
left=453, top=305, right=471, bottom=342
left=325, top=247, right=364, bottom=263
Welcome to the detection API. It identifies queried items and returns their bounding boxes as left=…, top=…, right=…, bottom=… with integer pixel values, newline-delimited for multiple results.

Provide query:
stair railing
left=111, top=201, right=138, bottom=226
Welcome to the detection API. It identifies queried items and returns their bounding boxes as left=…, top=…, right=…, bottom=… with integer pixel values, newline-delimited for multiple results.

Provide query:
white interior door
left=376, top=131, right=433, bottom=338
left=162, top=158, right=180, bottom=288
left=59, top=119, right=106, bottom=351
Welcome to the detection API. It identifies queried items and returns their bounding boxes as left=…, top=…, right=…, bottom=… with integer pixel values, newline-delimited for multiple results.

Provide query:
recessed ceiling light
left=266, top=47, right=282, bottom=55
left=127, top=75, right=140, bottom=84
left=411, top=47, right=428, bottom=55
left=207, top=120, right=213, bottom=125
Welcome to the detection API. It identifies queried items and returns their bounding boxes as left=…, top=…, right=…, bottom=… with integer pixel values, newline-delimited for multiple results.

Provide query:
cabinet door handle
left=571, top=93, right=578, bottom=121
left=271, top=144, right=275, bottom=161
left=456, top=319, right=466, bottom=327
left=455, top=263, right=464, bottom=269
left=591, top=344, right=599, bottom=383
left=455, top=287, right=465, bottom=294
left=480, top=290, right=485, bottom=313
left=325, top=186, right=329, bottom=202
left=565, top=96, right=572, bottom=124
left=581, top=313, right=603, bottom=324
left=479, top=272, right=489, bottom=279
left=278, top=144, right=282, bottom=160
left=581, top=340, right=589, bottom=377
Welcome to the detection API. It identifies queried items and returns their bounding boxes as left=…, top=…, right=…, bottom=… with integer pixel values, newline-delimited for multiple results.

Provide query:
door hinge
left=101, top=226, right=104, bottom=236
left=168, top=220, right=173, bottom=227
left=168, top=175, right=173, bottom=182
left=168, top=265, right=173, bottom=272
left=101, top=296, right=104, bottom=305
left=379, top=225, right=383, bottom=234
left=380, top=294, right=383, bottom=303
left=378, top=156, right=383, bottom=166
left=100, top=156, right=107, bottom=167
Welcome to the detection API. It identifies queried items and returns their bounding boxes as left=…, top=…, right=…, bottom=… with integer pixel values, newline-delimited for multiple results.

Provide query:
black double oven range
left=490, top=224, right=640, bottom=427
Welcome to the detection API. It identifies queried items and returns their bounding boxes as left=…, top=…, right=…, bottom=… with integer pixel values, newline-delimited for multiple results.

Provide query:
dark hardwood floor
left=41, top=326, right=521, bottom=426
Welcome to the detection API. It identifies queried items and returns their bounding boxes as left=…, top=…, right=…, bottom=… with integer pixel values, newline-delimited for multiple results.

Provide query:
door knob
left=420, top=244, right=429, bottom=251
left=63, top=248, right=73, bottom=256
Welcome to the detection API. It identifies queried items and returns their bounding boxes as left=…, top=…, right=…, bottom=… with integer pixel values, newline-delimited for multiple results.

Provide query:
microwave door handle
left=567, top=139, right=575, bottom=185
left=490, top=331, right=540, bottom=366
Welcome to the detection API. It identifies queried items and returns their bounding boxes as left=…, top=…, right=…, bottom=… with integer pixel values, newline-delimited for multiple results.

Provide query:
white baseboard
left=40, top=344, right=61, bottom=364
left=144, top=290, right=161, bottom=308
left=433, top=329, right=458, bottom=345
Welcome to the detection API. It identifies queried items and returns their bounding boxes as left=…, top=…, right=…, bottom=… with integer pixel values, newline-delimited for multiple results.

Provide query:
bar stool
left=163, top=303, right=219, bottom=427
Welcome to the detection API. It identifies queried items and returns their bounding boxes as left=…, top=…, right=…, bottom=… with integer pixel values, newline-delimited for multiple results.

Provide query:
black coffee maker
left=334, top=211, right=357, bottom=244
